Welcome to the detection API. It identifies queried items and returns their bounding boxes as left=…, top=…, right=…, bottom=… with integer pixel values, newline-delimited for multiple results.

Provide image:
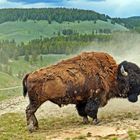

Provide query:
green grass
left=0, top=72, right=20, bottom=88
left=127, top=131, right=138, bottom=140
left=0, top=72, right=21, bottom=101
left=0, top=113, right=82, bottom=140
left=0, top=89, right=22, bottom=101
left=0, top=20, right=128, bottom=43
left=9, top=54, right=69, bottom=75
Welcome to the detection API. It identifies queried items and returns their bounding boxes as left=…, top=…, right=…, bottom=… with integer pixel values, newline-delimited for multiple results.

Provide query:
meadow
left=0, top=20, right=127, bottom=43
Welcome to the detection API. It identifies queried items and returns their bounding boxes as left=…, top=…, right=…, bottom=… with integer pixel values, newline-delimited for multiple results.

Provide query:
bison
left=22, top=52, right=130, bottom=132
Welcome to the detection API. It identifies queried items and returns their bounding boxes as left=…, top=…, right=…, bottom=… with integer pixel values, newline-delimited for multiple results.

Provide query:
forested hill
left=122, top=17, right=140, bottom=30
left=113, top=16, right=140, bottom=32
left=0, top=8, right=139, bottom=31
left=0, top=8, right=110, bottom=24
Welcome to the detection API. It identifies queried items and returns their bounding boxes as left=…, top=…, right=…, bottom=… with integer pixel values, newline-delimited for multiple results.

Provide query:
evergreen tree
left=24, top=53, right=30, bottom=61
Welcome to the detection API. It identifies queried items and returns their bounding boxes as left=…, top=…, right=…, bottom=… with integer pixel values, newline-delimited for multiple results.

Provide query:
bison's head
left=117, top=61, right=140, bottom=102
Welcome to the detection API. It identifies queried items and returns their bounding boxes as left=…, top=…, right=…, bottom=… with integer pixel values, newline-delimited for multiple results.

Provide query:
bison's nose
left=128, top=94, right=138, bottom=103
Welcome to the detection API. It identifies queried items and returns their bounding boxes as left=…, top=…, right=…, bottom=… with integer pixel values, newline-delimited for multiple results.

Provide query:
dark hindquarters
left=76, top=102, right=89, bottom=124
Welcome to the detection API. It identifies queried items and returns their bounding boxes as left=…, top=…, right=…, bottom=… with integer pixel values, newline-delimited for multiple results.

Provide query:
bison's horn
left=120, top=65, right=128, bottom=76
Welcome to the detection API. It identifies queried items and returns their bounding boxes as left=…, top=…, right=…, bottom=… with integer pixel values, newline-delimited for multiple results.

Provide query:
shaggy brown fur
left=23, top=52, right=123, bottom=132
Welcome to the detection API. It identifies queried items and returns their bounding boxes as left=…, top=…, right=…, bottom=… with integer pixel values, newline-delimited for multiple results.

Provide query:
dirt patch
left=46, top=126, right=128, bottom=140
left=46, top=117, right=140, bottom=140
left=0, top=96, right=140, bottom=139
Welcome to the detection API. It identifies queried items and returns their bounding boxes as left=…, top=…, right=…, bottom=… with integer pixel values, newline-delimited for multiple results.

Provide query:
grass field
left=0, top=72, right=21, bottom=101
left=0, top=113, right=82, bottom=140
left=0, top=20, right=128, bottom=43
left=9, top=54, right=69, bottom=75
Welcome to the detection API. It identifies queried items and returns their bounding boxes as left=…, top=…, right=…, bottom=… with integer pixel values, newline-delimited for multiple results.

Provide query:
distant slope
left=0, top=72, right=21, bottom=100
left=0, top=72, right=20, bottom=88
left=8, top=54, right=68, bottom=74
left=0, top=20, right=128, bottom=43
left=0, top=8, right=129, bottom=42
left=113, top=16, right=140, bottom=31
left=123, top=16, right=140, bottom=30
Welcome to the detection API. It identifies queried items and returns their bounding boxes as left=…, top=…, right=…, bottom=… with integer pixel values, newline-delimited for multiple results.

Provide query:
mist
left=79, top=32, right=140, bottom=65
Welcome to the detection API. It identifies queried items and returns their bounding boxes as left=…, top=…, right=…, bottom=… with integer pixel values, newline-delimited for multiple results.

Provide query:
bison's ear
left=120, top=65, right=128, bottom=76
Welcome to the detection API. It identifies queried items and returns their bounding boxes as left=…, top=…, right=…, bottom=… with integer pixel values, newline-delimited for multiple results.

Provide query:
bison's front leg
left=76, top=103, right=89, bottom=124
left=26, top=103, right=40, bottom=132
left=85, top=98, right=100, bottom=125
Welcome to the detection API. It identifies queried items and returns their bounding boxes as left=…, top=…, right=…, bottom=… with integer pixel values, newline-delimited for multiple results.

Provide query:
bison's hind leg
left=76, top=103, right=89, bottom=124
left=85, top=98, right=100, bottom=125
left=26, top=102, right=40, bottom=132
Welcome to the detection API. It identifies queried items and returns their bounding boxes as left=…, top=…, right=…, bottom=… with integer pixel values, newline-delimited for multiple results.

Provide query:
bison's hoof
left=83, top=117, right=89, bottom=124
left=28, top=124, right=38, bottom=133
left=93, top=119, right=100, bottom=125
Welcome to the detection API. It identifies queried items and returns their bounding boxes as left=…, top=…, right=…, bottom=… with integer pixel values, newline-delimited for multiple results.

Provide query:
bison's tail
left=22, top=74, right=29, bottom=97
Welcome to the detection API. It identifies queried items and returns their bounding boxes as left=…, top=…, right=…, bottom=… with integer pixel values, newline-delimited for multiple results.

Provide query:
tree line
left=0, top=8, right=110, bottom=24
left=0, top=33, right=111, bottom=64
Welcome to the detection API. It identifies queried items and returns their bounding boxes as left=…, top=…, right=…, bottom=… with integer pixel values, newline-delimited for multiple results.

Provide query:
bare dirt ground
left=0, top=96, right=140, bottom=139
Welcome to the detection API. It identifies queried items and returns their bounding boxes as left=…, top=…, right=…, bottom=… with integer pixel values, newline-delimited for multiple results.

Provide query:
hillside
left=0, top=72, right=20, bottom=88
left=0, top=20, right=127, bottom=43
left=113, top=16, right=140, bottom=32
left=0, top=8, right=128, bottom=42
left=123, top=16, right=140, bottom=31
left=0, top=72, right=21, bottom=100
